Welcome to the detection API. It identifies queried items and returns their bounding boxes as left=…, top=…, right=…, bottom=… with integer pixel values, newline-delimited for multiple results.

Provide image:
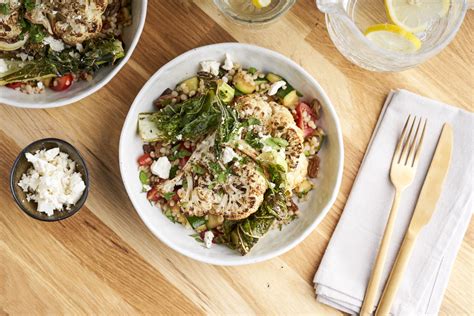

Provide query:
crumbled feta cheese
left=150, top=156, right=172, bottom=179
left=76, top=43, right=84, bottom=52
left=17, top=147, right=86, bottom=216
left=222, top=147, right=239, bottom=164
left=222, top=53, right=233, bottom=71
left=0, top=59, right=8, bottom=73
left=17, top=52, right=29, bottom=62
left=200, top=60, right=220, bottom=76
left=204, top=231, right=214, bottom=249
left=43, top=36, right=65, bottom=52
left=268, top=80, right=287, bottom=96
left=176, top=134, right=183, bottom=140
left=37, top=81, right=44, bottom=89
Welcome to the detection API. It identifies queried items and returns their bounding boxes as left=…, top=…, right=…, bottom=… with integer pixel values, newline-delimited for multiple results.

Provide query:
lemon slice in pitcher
left=365, top=24, right=422, bottom=53
left=385, top=0, right=450, bottom=33
left=252, top=0, right=271, bottom=8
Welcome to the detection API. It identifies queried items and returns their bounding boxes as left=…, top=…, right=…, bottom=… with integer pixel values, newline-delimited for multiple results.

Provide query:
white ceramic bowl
left=119, top=43, right=344, bottom=265
left=0, top=0, right=147, bottom=109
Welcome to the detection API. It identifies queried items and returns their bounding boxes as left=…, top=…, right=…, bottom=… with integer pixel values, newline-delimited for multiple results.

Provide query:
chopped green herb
left=170, top=149, right=191, bottom=161
left=169, top=165, right=179, bottom=178
left=163, top=209, right=177, bottom=223
left=244, top=130, right=263, bottom=150
left=0, top=4, right=9, bottom=14
left=187, top=216, right=206, bottom=229
left=190, top=233, right=204, bottom=243
left=163, top=192, right=175, bottom=201
left=192, top=164, right=206, bottom=175
left=241, top=117, right=261, bottom=127
left=24, top=0, right=36, bottom=10
left=248, top=67, right=257, bottom=74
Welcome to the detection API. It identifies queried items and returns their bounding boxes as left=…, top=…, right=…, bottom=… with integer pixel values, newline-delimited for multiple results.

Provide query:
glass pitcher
left=316, top=0, right=471, bottom=71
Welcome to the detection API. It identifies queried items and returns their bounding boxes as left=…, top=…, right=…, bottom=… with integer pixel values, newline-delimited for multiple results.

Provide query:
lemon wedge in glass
left=385, top=0, right=450, bottom=33
left=365, top=24, right=422, bottom=53
left=252, top=0, right=271, bottom=9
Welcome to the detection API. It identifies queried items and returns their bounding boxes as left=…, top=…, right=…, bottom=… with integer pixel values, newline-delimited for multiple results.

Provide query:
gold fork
left=360, top=115, right=427, bottom=315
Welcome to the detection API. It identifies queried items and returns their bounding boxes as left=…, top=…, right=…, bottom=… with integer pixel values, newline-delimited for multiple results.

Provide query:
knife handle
left=375, top=231, right=417, bottom=315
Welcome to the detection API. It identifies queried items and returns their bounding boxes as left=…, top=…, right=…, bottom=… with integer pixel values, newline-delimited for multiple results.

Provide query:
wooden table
left=1, top=1, right=472, bottom=314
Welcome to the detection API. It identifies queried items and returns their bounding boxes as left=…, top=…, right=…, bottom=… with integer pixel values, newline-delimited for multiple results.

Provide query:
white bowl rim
left=0, top=0, right=148, bottom=109
left=119, top=42, right=344, bottom=266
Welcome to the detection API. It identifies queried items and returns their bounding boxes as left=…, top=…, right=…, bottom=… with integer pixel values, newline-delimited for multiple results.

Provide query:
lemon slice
left=385, top=0, right=450, bottom=33
left=365, top=24, right=422, bottom=53
left=252, top=0, right=271, bottom=9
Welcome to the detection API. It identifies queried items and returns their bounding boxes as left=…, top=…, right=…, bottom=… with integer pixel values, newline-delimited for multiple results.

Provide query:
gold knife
left=375, top=123, right=453, bottom=316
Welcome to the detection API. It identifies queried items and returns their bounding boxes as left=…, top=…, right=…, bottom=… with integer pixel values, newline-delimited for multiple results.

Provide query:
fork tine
left=399, top=116, right=416, bottom=164
left=412, top=119, right=427, bottom=167
left=407, top=117, right=422, bottom=167
left=394, top=115, right=411, bottom=163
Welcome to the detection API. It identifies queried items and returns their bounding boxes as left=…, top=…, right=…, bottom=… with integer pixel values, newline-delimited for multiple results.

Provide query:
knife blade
left=375, top=123, right=453, bottom=316
left=408, top=123, right=453, bottom=232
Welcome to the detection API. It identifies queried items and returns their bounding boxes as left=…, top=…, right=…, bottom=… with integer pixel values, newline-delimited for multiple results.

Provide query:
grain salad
left=136, top=54, right=326, bottom=255
left=0, top=0, right=132, bottom=93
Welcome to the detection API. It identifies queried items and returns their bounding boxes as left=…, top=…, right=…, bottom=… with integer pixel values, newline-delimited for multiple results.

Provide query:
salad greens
left=0, top=38, right=124, bottom=85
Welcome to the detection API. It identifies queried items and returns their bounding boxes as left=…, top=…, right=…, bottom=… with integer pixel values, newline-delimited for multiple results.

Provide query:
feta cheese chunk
left=200, top=60, right=221, bottom=76
left=222, top=147, right=239, bottom=164
left=268, top=80, right=287, bottom=96
left=222, top=53, right=234, bottom=71
left=0, top=59, right=8, bottom=73
left=43, top=36, right=65, bottom=52
left=17, top=147, right=86, bottom=216
left=204, top=231, right=214, bottom=249
left=150, top=156, right=172, bottom=179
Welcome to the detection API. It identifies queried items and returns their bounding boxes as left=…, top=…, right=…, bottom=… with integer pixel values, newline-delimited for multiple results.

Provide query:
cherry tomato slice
left=50, top=74, right=73, bottom=91
left=6, top=82, right=23, bottom=89
left=137, top=153, right=153, bottom=166
left=146, top=187, right=160, bottom=202
left=295, top=102, right=318, bottom=138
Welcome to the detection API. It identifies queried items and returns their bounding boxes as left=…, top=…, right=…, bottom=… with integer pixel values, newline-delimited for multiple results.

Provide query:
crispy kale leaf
left=220, top=189, right=292, bottom=255
left=0, top=38, right=125, bottom=85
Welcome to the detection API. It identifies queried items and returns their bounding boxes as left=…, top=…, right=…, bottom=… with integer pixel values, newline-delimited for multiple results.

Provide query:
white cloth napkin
left=314, top=89, right=474, bottom=315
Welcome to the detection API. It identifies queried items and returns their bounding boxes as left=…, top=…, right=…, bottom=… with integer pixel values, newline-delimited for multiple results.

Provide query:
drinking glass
left=214, top=0, right=296, bottom=25
left=317, top=0, right=471, bottom=71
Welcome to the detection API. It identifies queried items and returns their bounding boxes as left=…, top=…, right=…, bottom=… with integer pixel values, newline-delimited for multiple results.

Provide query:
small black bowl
left=10, top=138, right=89, bottom=221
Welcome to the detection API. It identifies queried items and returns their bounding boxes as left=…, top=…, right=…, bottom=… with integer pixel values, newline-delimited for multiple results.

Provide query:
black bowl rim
left=9, top=137, right=90, bottom=222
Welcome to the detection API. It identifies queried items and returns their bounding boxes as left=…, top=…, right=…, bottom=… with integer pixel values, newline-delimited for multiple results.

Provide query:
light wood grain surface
left=1, top=0, right=473, bottom=314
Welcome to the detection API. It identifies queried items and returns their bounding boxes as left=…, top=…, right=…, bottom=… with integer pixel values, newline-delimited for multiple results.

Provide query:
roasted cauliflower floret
left=268, top=103, right=305, bottom=170
left=233, top=94, right=273, bottom=127
left=25, top=0, right=109, bottom=45
left=157, top=134, right=268, bottom=221
left=0, top=4, right=22, bottom=42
